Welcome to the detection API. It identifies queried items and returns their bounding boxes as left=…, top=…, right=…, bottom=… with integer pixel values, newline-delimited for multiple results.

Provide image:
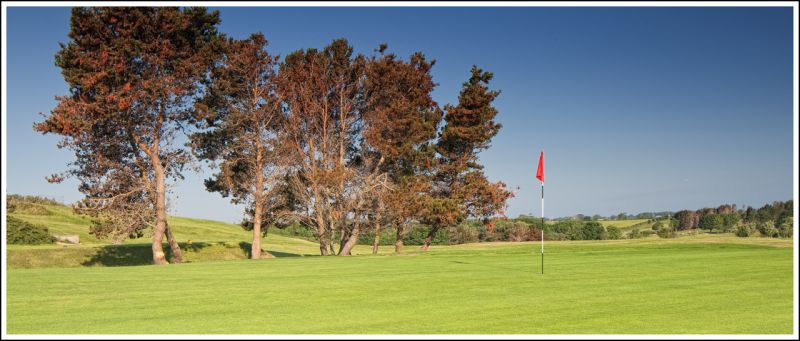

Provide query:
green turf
left=6, top=236, right=793, bottom=334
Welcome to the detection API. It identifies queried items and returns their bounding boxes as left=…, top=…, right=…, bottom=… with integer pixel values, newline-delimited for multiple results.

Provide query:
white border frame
left=1, top=1, right=797, bottom=340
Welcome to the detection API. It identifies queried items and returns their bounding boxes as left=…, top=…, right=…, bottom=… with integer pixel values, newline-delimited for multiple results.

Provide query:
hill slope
left=6, top=199, right=330, bottom=267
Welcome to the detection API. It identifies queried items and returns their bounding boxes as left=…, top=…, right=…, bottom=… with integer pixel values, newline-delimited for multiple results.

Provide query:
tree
left=674, top=210, right=697, bottom=230
left=743, top=206, right=755, bottom=222
left=419, top=66, right=512, bottom=250
left=35, top=7, right=222, bottom=265
left=362, top=46, right=442, bottom=253
left=720, top=213, right=740, bottom=232
left=698, top=214, right=724, bottom=231
left=616, top=213, right=628, bottom=220
left=191, top=33, right=283, bottom=259
left=276, top=39, right=368, bottom=255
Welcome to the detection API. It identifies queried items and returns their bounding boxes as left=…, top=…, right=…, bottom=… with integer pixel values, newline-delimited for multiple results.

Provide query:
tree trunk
left=151, top=156, right=169, bottom=265
left=164, top=222, right=183, bottom=264
left=252, top=202, right=263, bottom=259
left=371, top=220, right=381, bottom=254
left=338, top=225, right=350, bottom=255
left=318, top=228, right=328, bottom=256
left=420, top=225, right=440, bottom=251
left=395, top=224, right=404, bottom=253
left=316, top=211, right=328, bottom=255
left=319, top=240, right=329, bottom=256
left=250, top=139, right=264, bottom=259
left=328, top=228, right=336, bottom=255
left=339, top=220, right=361, bottom=256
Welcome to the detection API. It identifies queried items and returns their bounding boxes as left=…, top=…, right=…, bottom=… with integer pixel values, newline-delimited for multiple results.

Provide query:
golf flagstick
left=536, top=150, right=545, bottom=274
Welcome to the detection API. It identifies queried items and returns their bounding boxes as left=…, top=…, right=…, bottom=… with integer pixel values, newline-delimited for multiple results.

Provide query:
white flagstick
left=541, top=182, right=544, bottom=274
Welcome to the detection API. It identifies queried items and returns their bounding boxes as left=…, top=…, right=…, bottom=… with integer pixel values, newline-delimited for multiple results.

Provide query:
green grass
left=6, top=236, right=793, bottom=334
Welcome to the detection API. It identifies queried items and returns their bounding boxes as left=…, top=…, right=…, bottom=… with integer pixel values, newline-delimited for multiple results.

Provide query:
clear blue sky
left=5, top=6, right=795, bottom=223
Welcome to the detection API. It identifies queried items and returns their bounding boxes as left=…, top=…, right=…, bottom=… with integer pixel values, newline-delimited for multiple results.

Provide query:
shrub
left=628, top=228, right=642, bottom=239
left=652, top=221, right=663, bottom=231
left=656, top=226, right=677, bottom=238
left=777, top=216, right=793, bottom=238
left=606, top=226, right=622, bottom=240
left=735, top=223, right=754, bottom=237
left=403, top=225, right=448, bottom=245
left=447, top=224, right=479, bottom=244
left=6, top=194, right=62, bottom=206
left=269, top=223, right=316, bottom=241
left=7, top=216, right=55, bottom=245
left=756, top=220, right=778, bottom=237
left=581, top=222, right=605, bottom=240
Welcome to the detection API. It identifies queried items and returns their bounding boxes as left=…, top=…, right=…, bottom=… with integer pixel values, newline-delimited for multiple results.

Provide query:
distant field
left=598, top=219, right=650, bottom=229
left=6, top=235, right=793, bottom=334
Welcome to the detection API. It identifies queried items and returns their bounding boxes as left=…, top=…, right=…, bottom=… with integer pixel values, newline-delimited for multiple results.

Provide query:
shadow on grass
left=237, top=241, right=307, bottom=258
left=81, top=242, right=225, bottom=267
left=266, top=250, right=305, bottom=257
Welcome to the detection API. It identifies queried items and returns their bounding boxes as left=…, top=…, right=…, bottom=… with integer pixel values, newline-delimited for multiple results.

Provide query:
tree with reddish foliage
left=275, top=39, right=368, bottom=255
left=34, top=7, right=222, bottom=265
left=191, top=33, right=283, bottom=259
left=362, top=45, right=443, bottom=253
left=419, top=66, right=513, bottom=251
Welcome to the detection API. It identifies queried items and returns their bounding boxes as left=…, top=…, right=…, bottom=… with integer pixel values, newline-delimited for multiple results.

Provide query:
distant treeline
left=673, top=200, right=793, bottom=238
left=549, top=212, right=675, bottom=221
left=271, top=199, right=794, bottom=244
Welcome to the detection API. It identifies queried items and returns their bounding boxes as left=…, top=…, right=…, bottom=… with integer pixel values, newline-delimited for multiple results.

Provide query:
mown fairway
left=6, top=235, right=793, bottom=334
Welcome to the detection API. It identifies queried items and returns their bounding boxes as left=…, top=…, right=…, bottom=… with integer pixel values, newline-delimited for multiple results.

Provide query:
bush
left=735, top=223, right=754, bottom=237
left=403, top=225, right=448, bottom=245
left=756, top=220, right=779, bottom=238
left=447, top=224, right=479, bottom=244
left=778, top=216, right=793, bottom=238
left=269, top=223, right=316, bottom=241
left=6, top=194, right=62, bottom=206
left=581, top=222, right=605, bottom=240
left=606, top=226, right=622, bottom=240
left=652, top=221, right=663, bottom=231
left=628, top=228, right=642, bottom=239
left=7, top=216, right=55, bottom=245
left=550, top=220, right=583, bottom=240
left=656, top=226, right=677, bottom=238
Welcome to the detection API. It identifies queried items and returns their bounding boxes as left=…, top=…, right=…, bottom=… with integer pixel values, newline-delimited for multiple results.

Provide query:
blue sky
left=4, top=6, right=795, bottom=223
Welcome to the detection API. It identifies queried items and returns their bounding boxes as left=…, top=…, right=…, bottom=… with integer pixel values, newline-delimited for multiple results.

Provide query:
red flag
left=536, top=150, right=544, bottom=184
